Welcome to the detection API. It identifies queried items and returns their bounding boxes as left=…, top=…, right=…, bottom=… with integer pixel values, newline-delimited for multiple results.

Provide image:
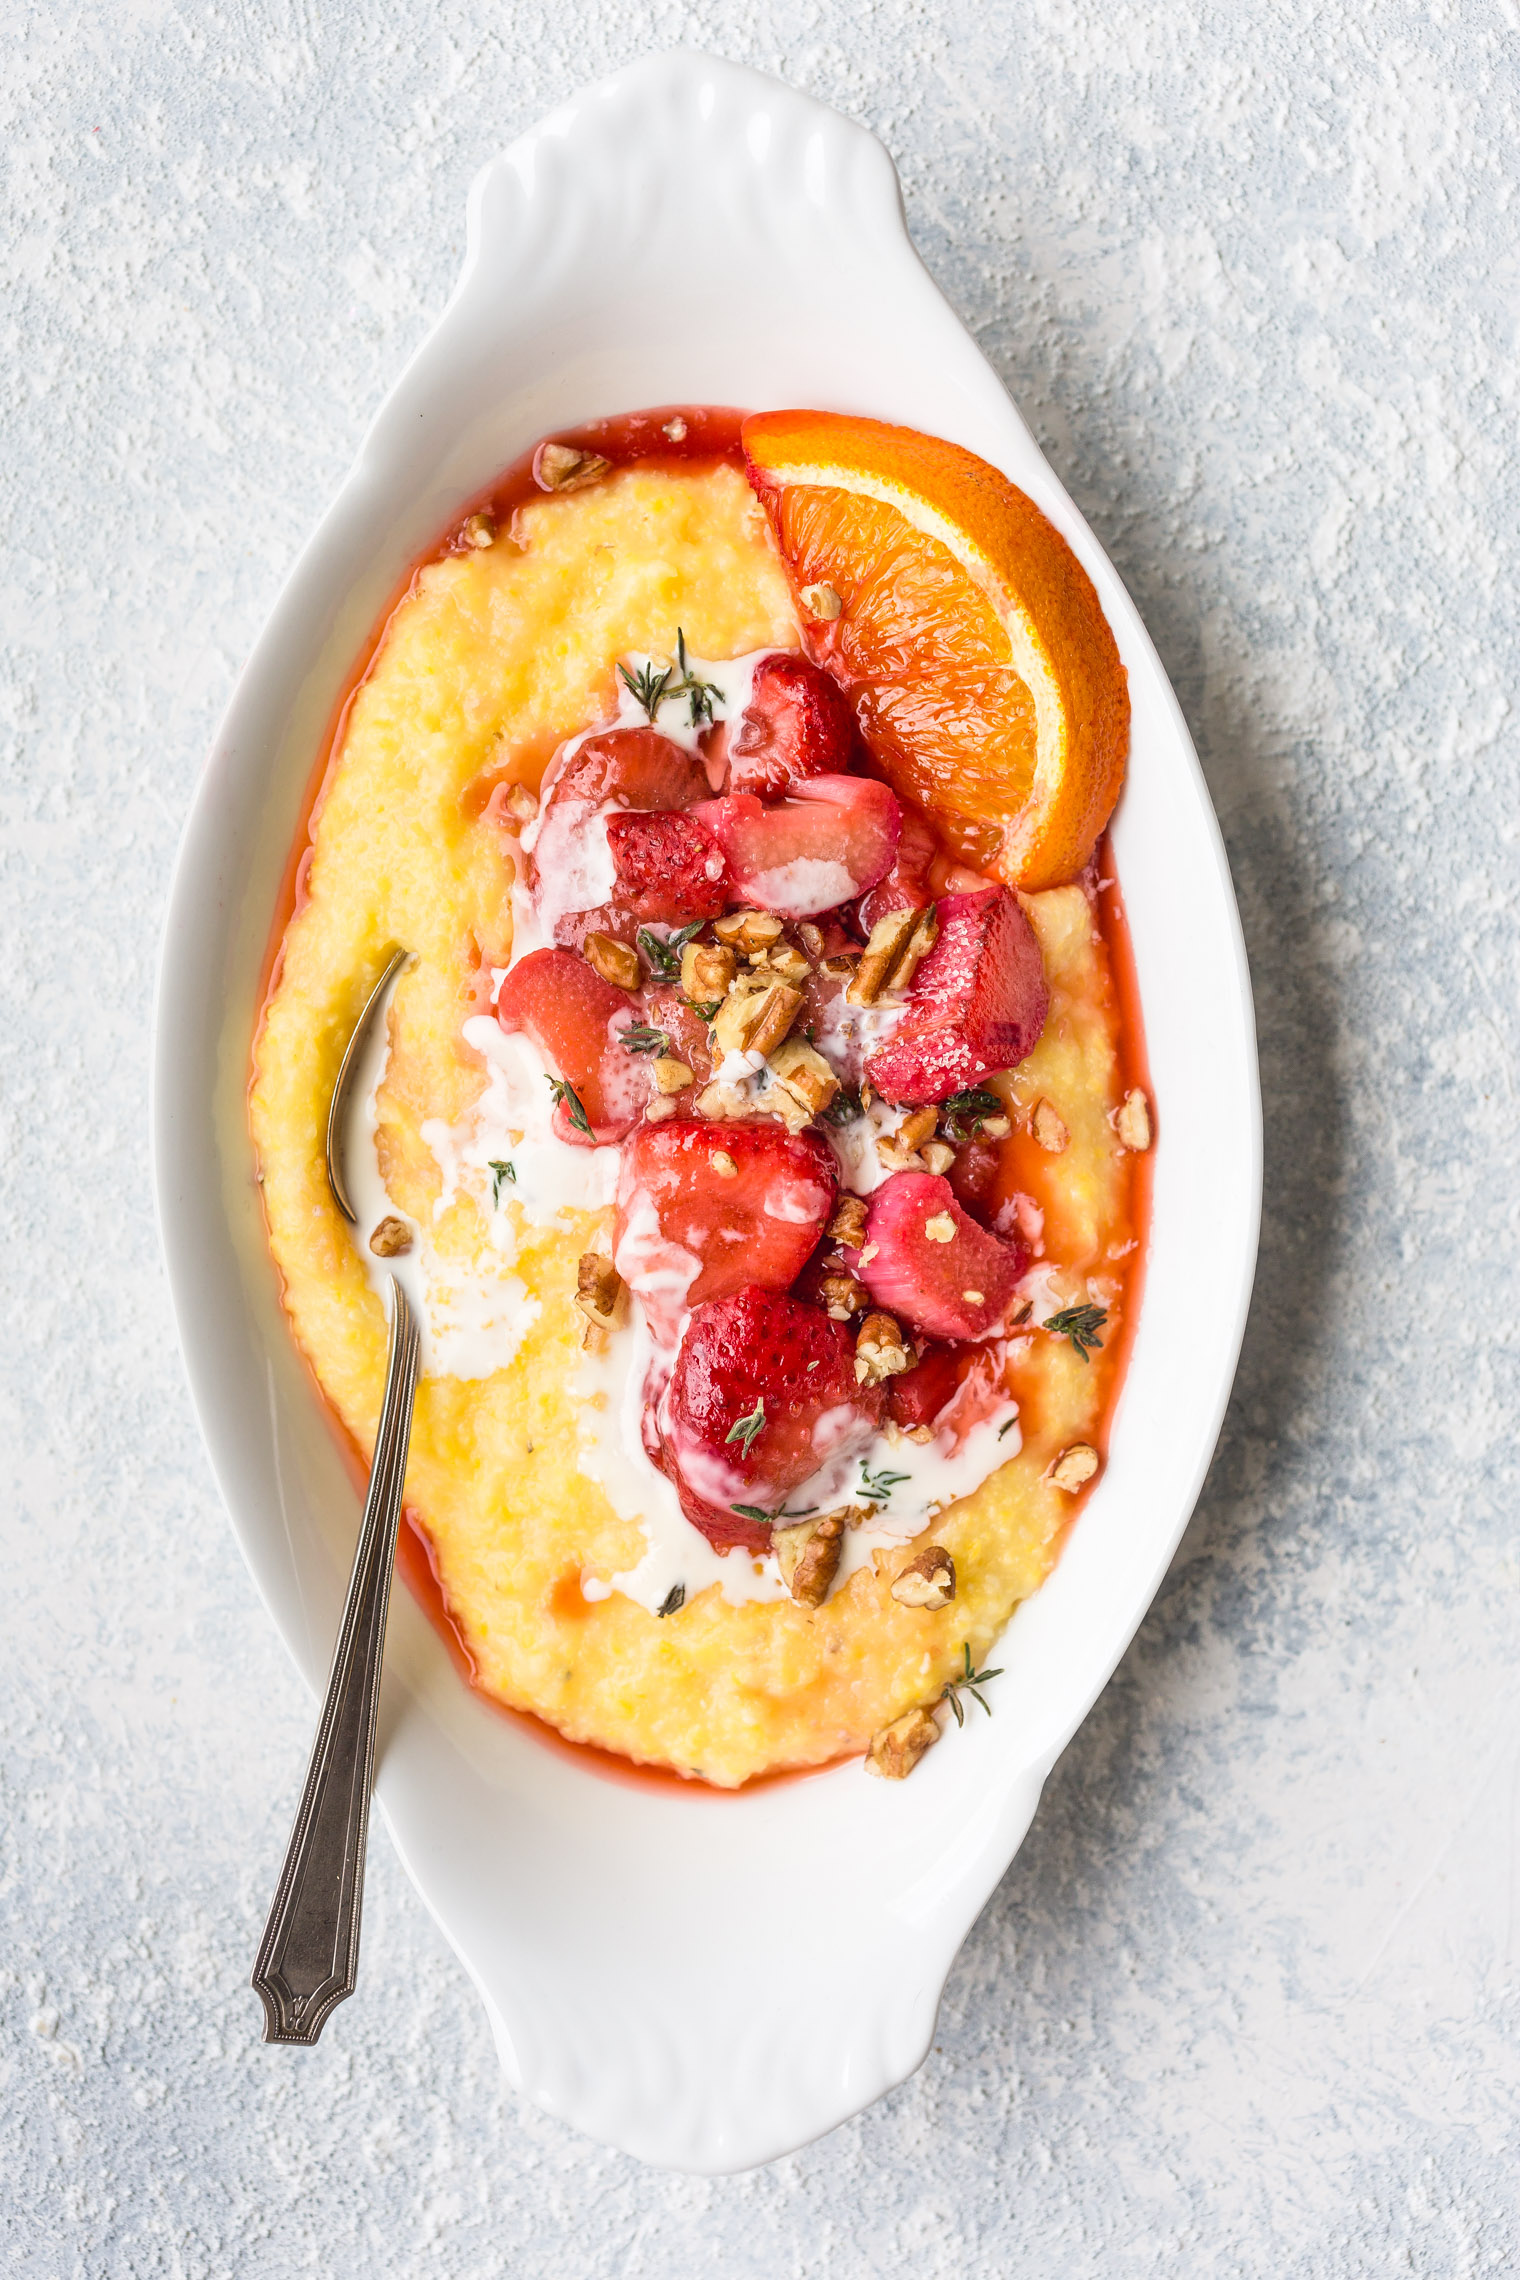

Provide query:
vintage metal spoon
left=252, top=950, right=420, bottom=2044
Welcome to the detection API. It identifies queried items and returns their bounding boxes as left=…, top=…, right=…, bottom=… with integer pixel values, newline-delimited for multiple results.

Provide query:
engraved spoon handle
left=252, top=1277, right=420, bottom=2043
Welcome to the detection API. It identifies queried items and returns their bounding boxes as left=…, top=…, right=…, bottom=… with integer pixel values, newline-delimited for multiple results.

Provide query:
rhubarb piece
left=865, top=887, right=1048, bottom=1105
left=661, top=1287, right=883, bottom=1547
left=614, top=1117, right=837, bottom=1314
left=496, top=947, right=647, bottom=1143
left=858, top=1172, right=1027, bottom=1340
left=709, top=653, right=859, bottom=799
left=603, top=810, right=730, bottom=925
left=694, top=774, right=900, bottom=919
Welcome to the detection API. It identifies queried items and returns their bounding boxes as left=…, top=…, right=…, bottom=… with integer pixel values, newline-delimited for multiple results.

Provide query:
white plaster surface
left=3, top=3, right=1518, bottom=2271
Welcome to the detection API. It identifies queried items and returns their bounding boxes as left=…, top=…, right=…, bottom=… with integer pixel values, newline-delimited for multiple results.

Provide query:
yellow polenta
left=251, top=462, right=1134, bottom=1786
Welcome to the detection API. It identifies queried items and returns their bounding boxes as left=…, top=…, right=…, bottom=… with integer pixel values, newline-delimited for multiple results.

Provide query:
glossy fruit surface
left=614, top=1116, right=837, bottom=1312
left=712, top=652, right=858, bottom=798
left=858, top=1170, right=1027, bottom=1340
left=604, top=810, right=730, bottom=924
left=866, top=886, right=1048, bottom=1104
left=743, top=410, right=1129, bottom=889
left=662, top=1286, right=882, bottom=1547
left=495, top=947, right=645, bottom=1142
left=694, top=774, right=899, bottom=918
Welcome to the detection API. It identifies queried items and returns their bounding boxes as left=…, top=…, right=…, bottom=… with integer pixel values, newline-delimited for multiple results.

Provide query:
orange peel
left=742, top=410, right=1130, bottom=890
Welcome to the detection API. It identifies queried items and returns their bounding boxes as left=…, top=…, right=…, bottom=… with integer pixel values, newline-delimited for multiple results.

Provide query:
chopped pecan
left=848, top=905, right=939, bottom=1005
left=897, top=1106, right=938, bottom=1152
left=1115, top=1088, right=1152, bottom=1151
left=462, top=512, right=495, bottom=549
left=583, top=932, right=640, bottom=990
left=575, top=1251, right=624, bottom=1332
left=820, top=952, right=859, bottom=982
left=710, top=1150, right=738, bottom=1177
left=714, top=909, right=783, bottom=952
left=501, top=781, right=539, bottom=826
left=865, top=1705, right=941, bottom=1780
left=1031, top=1098, right=1069, bottom=1153
left=718, top=979, right=802, bottom=1061
left=774, top=1510, right=847, bottom=1608
left=818, top=1272, right=869, bottom=1320
left=855, top=1310, right=913, bottom=1385
left=891, top=1546, right=957, bottom=1610
left=876, top=1135, right=925, bottom=1175
left=797, top=922, right=825, bottom=960
left=979, top=1113, right=1012, bottom=1140
left=752, top=940, right=812, bottom=985
left=768, top=1034, right=839, bottom=1119
left=923, top=1213, right=956, bottom=1244
left=369, top=1215, right=412, bottom=1258
left=645, top=1095, right=679, bottom=1123
left=828, top=1194, right=870, bottom=1248
left=922, top=1138, right=956, bottom=1175
left=651, top=1055, right=693, bottom=1094
left=680, top=938, right=735, bottom=1000
left=694, top=1081, right=750, bottom=1120
left=1046, top=1442, right=1100, bottom=1492
left=799, top=581, right=843, bottom=620
left=662, top=415, right=688, bottom=441
left=534, top=441, right=611, bottom=492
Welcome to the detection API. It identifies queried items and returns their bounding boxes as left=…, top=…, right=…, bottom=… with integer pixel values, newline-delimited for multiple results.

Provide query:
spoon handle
left=252, top=1277, right=421, bottom=2043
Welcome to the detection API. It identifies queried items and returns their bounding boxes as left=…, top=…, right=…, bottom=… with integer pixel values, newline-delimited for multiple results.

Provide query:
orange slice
left=741, top=411, right=1130, bottom=890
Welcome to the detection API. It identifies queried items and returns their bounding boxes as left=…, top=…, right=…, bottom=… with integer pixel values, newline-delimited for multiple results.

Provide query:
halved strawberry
left=694, top=774, right=900, bottom=919
left=615, top=1118, right=837, bottom=1323
left=866, top=886, right=1048, bottom=1104
left=542, top=725, right=710, bottom=814
left=888, top=1339, right=1010, bottom=1447
left=857, top=1170, right=1027, bottom=1339
left=603, top=810, right=730, bottom=925
left=661, top=1286, right=883, bottom=1548
left=495, top=947, right=647, bottom=1143
left=530, top=729, right=713, bottom=946
left=709, top=653, right=859, bottom=799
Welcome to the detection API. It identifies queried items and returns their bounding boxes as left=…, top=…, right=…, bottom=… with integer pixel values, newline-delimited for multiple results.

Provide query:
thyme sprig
left=730, top=1501, right=817, bottom=1525
left=638, top=919, right=705, bottom=980
left=622, top=1023, right=671, bottom=1056
left=488, top=1159, right=516, bottom=1205
left=726, top=1398, right=767, bottom=1458
left=941, top=1086, right=1005, bottom=1143
left=1044, top=1302, right=1108, bottom=1363
left=674, top=629, right=722, bottom=728
left=941, top=1640, right=1004, bottom=1727
left=619, top=656, right=676, bottom=721
left=656, top=1584, right=686, bottom=1617
left=545, top=1074, right=592, bottom=1137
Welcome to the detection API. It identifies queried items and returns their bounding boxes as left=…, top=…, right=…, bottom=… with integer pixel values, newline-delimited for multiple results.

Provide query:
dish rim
left=151, top=48, right=1262, bottom=2172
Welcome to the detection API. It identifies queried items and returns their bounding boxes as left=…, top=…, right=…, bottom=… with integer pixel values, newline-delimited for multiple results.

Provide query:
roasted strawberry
left=866, top=886, right=1047, bottom=1104
left=856, top=803, right=938, bottom=935
left=541, top=725, right=710, bottom=814
left=947, top=1136, right=1001, bottom=1224
left=709, top=653, right=859, bottom=799
left=603, top=810, right=730, bottom=925
left=530, top=728, right=713, bottom=945
left=495, top=947, right=647, bottom=1144
left=661, top=1286, right=883, bottom=1545
left=857, top=1170, right=1027, bottom=1339
left=889, top=1339, right=1009, bottom=1446
left=694, top=774, right=900, bottom=919
left=614, top=1118, right=837, bottom=1332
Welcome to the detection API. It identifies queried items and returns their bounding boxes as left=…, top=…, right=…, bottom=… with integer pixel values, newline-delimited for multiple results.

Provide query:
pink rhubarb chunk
left=866, top=886, right=1048, bottom=1105
left=856, top=1171, right=1027, bottom=1341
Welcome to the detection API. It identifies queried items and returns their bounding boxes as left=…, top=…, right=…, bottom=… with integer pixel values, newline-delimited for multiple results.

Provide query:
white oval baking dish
left=152, top=49, right=1260, bottom=2173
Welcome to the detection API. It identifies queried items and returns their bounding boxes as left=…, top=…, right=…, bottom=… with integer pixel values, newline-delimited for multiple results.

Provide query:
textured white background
left=4, top=2, right=1518, bottom=2272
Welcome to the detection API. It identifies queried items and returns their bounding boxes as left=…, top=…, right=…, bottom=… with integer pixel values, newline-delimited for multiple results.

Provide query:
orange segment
left=742, top=411, right=1130, bottom=890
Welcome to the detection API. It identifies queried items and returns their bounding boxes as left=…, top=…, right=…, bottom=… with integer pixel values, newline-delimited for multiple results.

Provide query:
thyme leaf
left=545, top=1073, right=592, bottom=1137
left=1044, top=1302, right=1108, bottom=1363
left=730, top=1501, right=817, bottom=1524
left=941, top=1086, right=1004, bottom=1142
left=488, top=1159, right=516, bottom=1205
left=619, top=657, right=676, bottom=721
left=726, top=1398, right=766, bottom=1458
left=674, top=628, right=722, bottom=728
left=686, top=997, right=722, bottom=1021
left=622, top=1023, right=671, bottom=1056
left=859, top=1461, right=910, bottom=1504
left=941, top=1640, right=1004, bottom=1726
left=656, top=1584, right=686, bottom=1617
left=998, top=1415, right=1019, bottom=1438
left=822, top=1081, right=864, bottom=1126
left=638, top=919, right=705, bottom=979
